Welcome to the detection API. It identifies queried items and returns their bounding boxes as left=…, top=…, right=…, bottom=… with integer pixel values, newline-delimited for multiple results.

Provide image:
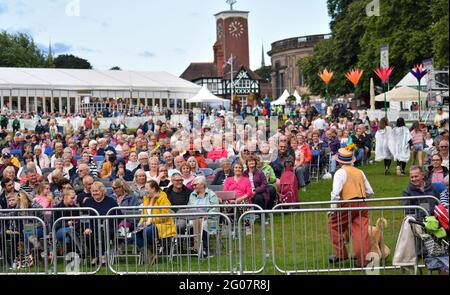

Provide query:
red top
left=299, top=143, right=312, bottom=163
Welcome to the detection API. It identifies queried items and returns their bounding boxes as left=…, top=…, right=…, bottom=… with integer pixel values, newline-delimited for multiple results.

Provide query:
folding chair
left=215, top=191, right=237, bottom=237
left=171, top=213, right=204, bottom=259
left=207, top=184, right=224, bottom=192
left=309, top=150, right=321, bottom=182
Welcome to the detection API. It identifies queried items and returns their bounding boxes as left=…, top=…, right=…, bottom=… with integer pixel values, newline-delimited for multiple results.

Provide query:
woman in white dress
left=375, top=117, right=393, bottom=175
left=388, top=117, right=411, bottom=176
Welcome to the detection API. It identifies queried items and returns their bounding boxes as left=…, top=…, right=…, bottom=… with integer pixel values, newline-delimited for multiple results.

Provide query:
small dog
left=368, top=217, right=390, bottom=259
left=344, top=217, right=390, bottom=259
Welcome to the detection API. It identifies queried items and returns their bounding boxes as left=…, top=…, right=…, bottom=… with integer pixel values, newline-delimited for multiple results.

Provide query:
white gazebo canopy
left=375, top=85, right=428, bottom=102
left=293, top=90, right=302, bottom=104
left=395, top=72, right=428, bottom=87
left=271, top=89, right=290, bottom=105
left=186, top=85, right=226, bottom=103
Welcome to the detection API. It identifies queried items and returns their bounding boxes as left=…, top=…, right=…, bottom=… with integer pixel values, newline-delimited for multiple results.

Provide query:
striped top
left=410, top=129, right=424, bottom=145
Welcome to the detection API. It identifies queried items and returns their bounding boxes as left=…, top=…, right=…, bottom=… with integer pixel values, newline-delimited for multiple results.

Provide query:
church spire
left=47, top=38, right=54, bottom=67
left=261, top=43, right=266, bottom=67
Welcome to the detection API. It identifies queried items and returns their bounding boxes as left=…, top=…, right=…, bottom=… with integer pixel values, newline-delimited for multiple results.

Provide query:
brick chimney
left=213, top=41, right=224, bottom=76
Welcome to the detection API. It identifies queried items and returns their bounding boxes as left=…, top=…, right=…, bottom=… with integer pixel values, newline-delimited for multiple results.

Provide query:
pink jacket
left=207, top=147, right=228, bottom=161
left=223, top=176, right=253, bottom=200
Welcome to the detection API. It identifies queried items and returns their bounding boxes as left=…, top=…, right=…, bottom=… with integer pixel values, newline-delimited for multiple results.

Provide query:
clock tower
left=215, top=8, right=250, bottom=69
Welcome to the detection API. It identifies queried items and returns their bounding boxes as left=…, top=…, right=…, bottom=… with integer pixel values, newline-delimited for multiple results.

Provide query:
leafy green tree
left=254, top=65, right=272, bottom=83
left=0, top=31, right=46, bottom=67
left=54, top=54, right=92, bottom=69
left=298, top=0, right=449, bottom=97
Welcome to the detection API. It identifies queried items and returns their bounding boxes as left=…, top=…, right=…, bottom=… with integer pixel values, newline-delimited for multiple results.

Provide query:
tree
left=0, top=31, right=46, bottom=67
left=54, top=54, right=92, bottom=69
left=110, top=66, right=121, bottom=70
left=298, top=0, right=449, bottom=97
left=254, top=65, right=272, bottom=83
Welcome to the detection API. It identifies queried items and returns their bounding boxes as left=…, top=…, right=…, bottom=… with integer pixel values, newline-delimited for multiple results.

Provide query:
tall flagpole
left=230, top=53, right=234, bottom=106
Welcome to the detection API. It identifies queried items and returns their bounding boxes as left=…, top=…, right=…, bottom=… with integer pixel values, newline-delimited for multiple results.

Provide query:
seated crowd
left=0, top=105, right=449, bottom=264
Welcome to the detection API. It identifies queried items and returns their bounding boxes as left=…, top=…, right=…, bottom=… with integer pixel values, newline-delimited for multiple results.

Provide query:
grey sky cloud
left=139, top=51, right=157, bottom=58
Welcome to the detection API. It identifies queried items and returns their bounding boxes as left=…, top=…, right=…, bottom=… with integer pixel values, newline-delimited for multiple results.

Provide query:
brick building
left=268, top=34, right=331, bottom=99
left=180, top=6, right=261, bottom=107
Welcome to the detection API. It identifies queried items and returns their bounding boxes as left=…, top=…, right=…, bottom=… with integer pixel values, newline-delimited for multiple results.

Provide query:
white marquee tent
left=293, top=90, right=302, bottom=105
left=186, top=85, right=227, bottom=103
left=0, top=67, right=200, bottom=114
left=396, top=72, right=428, bottom=88
left=271, top=89, right=290, bottom=105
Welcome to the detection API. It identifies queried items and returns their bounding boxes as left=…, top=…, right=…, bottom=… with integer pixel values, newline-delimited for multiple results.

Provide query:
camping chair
left=10, top=149, right=23, bottom=159
left=309, top=150, right=321, bottom=182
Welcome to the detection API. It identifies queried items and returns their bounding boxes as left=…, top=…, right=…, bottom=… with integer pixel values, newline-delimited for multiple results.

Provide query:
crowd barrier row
left=0, top=196, right=441, bottom=275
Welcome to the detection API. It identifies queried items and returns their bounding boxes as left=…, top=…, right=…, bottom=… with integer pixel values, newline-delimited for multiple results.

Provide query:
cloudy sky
left=0, top=0, right=331, bottom=75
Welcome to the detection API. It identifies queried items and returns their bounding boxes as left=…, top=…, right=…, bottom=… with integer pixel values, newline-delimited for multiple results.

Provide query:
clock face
left=228, top=21, right=244, bottom=38
left=217, top=23, right=223, bottom=39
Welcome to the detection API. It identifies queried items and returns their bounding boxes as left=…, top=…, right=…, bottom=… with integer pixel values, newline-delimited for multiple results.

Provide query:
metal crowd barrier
left=0, top=216, right=48, bottom=275
left=1, top=202, right=438, bottom=275
left=238, top=205, right=429, bottom=275
left=106, top=204, right=263, bottom=274
left=273, top=196, right=440, bottom=211
left=52, top=212, right=233, bottom=274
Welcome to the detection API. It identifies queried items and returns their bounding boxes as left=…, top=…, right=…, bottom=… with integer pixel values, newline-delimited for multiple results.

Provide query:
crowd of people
left=0, top=102, right=448, bottom=269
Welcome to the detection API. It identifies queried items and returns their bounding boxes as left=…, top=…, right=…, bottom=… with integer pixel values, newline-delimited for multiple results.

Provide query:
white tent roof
left=293, top=90, right=302, bottom=104
left=186, top=85, right=227, bottom=103
left=375, top=85, right=428, bottom=102
left=0, top=67, right=200, bottom=93
left=396, top=72, right=428, bottom=87
left=271, top=89, right=290, bottom=105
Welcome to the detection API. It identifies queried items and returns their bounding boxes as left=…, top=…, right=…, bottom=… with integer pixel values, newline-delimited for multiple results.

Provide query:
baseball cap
left=168, top=169, right=182, bottom=178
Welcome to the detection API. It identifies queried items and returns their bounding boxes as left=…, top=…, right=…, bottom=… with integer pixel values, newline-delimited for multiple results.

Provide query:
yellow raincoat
left=140, top=191, right=176, bottom=239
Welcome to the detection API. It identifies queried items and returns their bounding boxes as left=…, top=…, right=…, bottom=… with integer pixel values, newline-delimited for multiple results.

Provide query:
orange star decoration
left=345, top=69, right=364, bottom=86
left=318, top=69, right=333, bottom=84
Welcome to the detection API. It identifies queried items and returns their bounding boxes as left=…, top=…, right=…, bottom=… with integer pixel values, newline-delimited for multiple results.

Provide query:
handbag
left=423, top=234, right=449, bottom=257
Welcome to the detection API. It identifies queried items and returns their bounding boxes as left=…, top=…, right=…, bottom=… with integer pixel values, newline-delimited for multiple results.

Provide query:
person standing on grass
left=410, top=121, right=425, bottom=167
left=388, top=117, right=411, bottom=176
left=375, top=117, right=393, bottom=175
left=328, top=148, right=373, bottom=267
